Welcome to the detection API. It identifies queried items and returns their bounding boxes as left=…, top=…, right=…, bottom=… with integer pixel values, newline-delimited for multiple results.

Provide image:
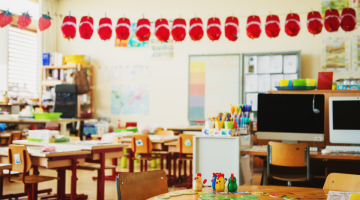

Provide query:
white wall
left=55, top=0, right=359, bottom=127
left=0, top=26, right=9, bottom=91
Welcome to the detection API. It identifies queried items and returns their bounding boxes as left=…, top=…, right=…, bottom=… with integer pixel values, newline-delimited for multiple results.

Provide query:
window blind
left=8, top=26, right=38, bottom=98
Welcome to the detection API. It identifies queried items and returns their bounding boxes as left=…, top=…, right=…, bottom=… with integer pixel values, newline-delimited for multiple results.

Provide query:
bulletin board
left=188, top=54, right=241, bottom=121
left=242, top=51, right=301, bottom=112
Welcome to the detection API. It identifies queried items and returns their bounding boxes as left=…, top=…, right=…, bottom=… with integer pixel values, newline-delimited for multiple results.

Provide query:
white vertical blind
left=8, top=26, right=38, bottom=98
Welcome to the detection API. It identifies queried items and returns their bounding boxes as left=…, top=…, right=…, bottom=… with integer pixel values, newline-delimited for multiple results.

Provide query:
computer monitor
left=257, top=94, right=324, bottom=142
left=329, top=96, right=360, bottom=144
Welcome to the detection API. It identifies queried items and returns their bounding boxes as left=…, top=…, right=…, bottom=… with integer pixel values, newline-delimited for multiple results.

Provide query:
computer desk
left=241, top=146, right=360, bottom=186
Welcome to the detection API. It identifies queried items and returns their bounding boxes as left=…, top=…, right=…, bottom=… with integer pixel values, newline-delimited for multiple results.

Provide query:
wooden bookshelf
left=39, top=64, right=94, bottom=118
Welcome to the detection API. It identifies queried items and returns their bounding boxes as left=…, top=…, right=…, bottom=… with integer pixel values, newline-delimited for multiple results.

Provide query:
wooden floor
left=3, top=159, right=262, bottom=200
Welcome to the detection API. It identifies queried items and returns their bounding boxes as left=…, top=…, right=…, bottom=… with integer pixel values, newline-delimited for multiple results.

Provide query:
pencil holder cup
left=205, top=121, right=215, bottom=129
left=279, top=80, right=289, bottom=87
left=215, top=121, right=224, bottom=129
left=224, top=121, right=234, bottom=129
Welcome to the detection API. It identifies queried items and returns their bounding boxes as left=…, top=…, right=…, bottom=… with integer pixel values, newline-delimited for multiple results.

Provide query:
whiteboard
left=189, top=55, right=241, bottom=121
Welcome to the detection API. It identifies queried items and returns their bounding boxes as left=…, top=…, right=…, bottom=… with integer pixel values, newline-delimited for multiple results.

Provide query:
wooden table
left=0, top=132, right=28, bottom=145
left=12, top=140, right=128, bottom=200
left=0, top=164, right=13, bottom=199
left=0, top=118, right=80, bottom=136
left=119, top=136, right=178, bottom=150
left=167, top=126, right=203, bottom=133
left=0, top=146, right=91, bottom=200
left=147, top=186, right=328, bottom=200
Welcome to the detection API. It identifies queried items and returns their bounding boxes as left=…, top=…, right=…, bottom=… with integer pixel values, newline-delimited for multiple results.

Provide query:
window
left=7, top=26, right=38, bottom=98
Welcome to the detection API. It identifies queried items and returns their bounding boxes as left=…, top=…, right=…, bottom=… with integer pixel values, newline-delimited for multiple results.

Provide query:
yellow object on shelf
left=306, top=79, right=316, bottom=86
left=279, top=80, right=289, bottom=86
left=63, top=55, right=88, bottom=65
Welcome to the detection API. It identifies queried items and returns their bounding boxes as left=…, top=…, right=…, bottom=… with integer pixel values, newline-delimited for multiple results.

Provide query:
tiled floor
left=4, top=159, right=262, bottom=200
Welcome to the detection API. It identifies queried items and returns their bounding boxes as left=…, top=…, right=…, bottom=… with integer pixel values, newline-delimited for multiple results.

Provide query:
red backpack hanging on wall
left=225, top=16, right=239, bottom=41
left=79, top=16, right=94, bottom=39
left=246, top=15, right=262, bottom=39
left=116, top=17, right=131, bottom=41
left=324, top=9, right=341, bottom=32
left=207, top=17, right=222, bottom=41
left=171, top=18, right=186, bottom=42
left=61, top=16, right=77, bottom=39
left=285, top=12, right=301, bottom=37
left=155, top=18, right=170, bottom=42
left=341, top=8, right=357, bottom=32
left=98, top=17, right=112, bottom=41
left=307, top=11, right=323, bottom=35
left=136, top=18, right=151, bottom=42
left=265, top=14, right=281, bottom=38
left=189, top=17, right=204, bottom=41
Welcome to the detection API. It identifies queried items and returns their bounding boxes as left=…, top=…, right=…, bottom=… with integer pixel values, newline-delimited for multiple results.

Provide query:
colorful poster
left=149, top=36, right=174, bottom=59
left=321, top=35, right=350, bottom=73
left=115, top=23, right=149, bottom=47
left=321, top=0, right=349, bottom=17
left=111, top=84, right=149, bottom=115
left=352, top=35, right=360, bottom=73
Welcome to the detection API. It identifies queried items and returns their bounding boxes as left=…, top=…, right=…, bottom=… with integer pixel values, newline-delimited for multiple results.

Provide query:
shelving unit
left=39, top=64, right=94, bottom=118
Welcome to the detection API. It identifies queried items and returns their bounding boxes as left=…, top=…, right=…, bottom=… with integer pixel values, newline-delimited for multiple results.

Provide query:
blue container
left=0, top=123, right=5, bottom=132
left=288, top=80, right=293, bottom=86
left=42, top=53, right=50, bottom=66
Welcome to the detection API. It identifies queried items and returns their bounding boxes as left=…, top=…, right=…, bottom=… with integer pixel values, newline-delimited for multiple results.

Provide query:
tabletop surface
left=12, top=140, right=128, bottom=150
left=120, top=135, right=178, bottom=143
left=241, top=146, right=360, bottom=160
left=0, top=163, right=12, bottom=170
left=0, top=147, right=91, bottom=158
left=167, top=126, right=204, bottom=131
left=147, top=186, right=328, bottom=200
left=0, top=118, right=79, bottom=123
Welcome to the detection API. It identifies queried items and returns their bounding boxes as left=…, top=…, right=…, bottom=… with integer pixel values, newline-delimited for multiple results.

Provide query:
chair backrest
left=176, top=134, right=194, bottom=154
left=101, top=134, right=119, bottom=144
left=131, top=135, right=153, bottom=154
left=125, top=122, right=137, bottom=128
left=323, top=173, right=360, bottom=192
left=8, top=145, right=32, bottom=173
left=116, top=170, right=168, bottom=200
left=268, top=142, right=308, bottom=167
left=156, top=131, right=174, bottom=136
left=8, top=131, right=22, bottom=146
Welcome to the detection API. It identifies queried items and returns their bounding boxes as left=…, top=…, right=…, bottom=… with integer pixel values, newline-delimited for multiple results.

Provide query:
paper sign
left=184, top=139, right=192, bottom=147
left=269, top=55, right=283, bottom=73
left=136, top=139, right=143, bottom=146
left=284, top=55, right=298, bottom=73
left=245, top=75, right=258, bottom=92
left=258, top=75, right=271, bottom=92
left=271, top=74, right=284, bottom=90
left=244, top=56, right=257, bottom=74
left=257, top=56, right=270, bottom=74
left=14, top=154, right=21, bottom=164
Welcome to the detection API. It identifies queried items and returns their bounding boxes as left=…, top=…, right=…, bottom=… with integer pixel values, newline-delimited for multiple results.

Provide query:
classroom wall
left=0, top=26, right=9, bottom=92
left=55, top=0, right=359, bottom=127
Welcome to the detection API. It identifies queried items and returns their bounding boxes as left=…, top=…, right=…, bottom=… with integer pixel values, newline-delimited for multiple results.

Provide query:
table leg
left=128, top=148, right=134, bottom=173
left=58, top=169, right=66, bottom=199
left=71, top=158, right=78, bottom=200
left=97, top=152, right=105, bottom=200
left=173, top=154, right=177, bottom=181
left=167, top=153, right=172, bottom=181
left=60, top=122, right=68, bottom=136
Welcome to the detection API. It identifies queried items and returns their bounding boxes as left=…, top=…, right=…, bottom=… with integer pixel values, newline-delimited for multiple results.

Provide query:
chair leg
left=144, top=160, right=148, bottom=171
left=160, top=156, right=164, bottom=170
left=188, top=161, right=193, bottom=189
left=140, top=160, right=143, bottom=172
left=32, top=183, right=38, bottom=200
left=27, top=184, right=32, bottom=200
left=173, top=157, right=177, bottom=181
left=183, top=160, right=187, bottom=179
left=287, top=181, right=291, bottom=187
left=178, top=160, right=182, bottom=180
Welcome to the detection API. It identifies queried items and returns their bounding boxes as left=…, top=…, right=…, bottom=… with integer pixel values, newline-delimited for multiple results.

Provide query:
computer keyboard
left=325, top=146, right=360, bottom=153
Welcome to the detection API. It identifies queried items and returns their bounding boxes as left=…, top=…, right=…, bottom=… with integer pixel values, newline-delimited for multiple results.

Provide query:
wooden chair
left=323, top=173, right=360, bottom=192
left=156, top=131, right=174, bottom=136
left=8, top=145, right=59, bottom=200
left=131, top=135, right=169, bottom=171
left=8, top=131, right=22, bottom=145
left=267, top=142, right=310, bottom=187
left=175, top=134, right=194, bottom=188
left=116, top=170, right=168, bottom=200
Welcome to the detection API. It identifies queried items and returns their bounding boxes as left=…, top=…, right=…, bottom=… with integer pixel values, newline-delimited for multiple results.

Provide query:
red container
left=318, top=72, right=333, bottom=90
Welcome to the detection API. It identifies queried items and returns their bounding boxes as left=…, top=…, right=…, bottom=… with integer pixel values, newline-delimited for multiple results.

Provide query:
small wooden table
left=167, top=126, right=203, bottom=134
left=119, top=136, right=178, bottom=151
left=147, top=186, right=328, bottom=200
left=0, top=146, right=91, bottom=200
left=0, top=118, right=80, bottom=136
left=12, top=140, right=128, bottom=200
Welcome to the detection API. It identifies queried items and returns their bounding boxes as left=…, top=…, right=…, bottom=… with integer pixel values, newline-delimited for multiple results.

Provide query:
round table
left=147, top=186, right=328, bottom=200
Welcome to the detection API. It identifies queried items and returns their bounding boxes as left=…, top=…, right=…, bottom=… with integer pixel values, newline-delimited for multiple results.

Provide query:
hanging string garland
left=0, top=10, right=13, bottom=28
left=246, top=14, right=261, bottom=39
left=307, top=11, right=323, bottom=35
left=324, top=8, right=341, bottom=32
left=116, top=17, right=131, bottom=41
left=79, top=16, right=94, bottom=39
left=225, top=16, right=239, bottom=41
left=265, top=14, right=281, bottom=38
left=39, top=13, right=52, bottom=31
left=340, top=7, right=357, bottom=32
left=207, top=16, right=222, bottom=41
left=155, top=17, right=170, bottom=42
left=189, top=17, right=204, bottom=41
left=136, top=17, right=151, bottom=42
left=171, top=18, right=187, bottom=42
left=98, top=15, right=113, bottom=41
left=17, top=11, right=32, bottom=30
left=285, top=12, right=301, bottom=37
left=61, top=15, right=77, bottom=39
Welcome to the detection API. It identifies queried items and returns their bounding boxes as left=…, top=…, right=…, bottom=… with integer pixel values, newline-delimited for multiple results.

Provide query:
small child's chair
left=174, top=134, right=194, bottom=188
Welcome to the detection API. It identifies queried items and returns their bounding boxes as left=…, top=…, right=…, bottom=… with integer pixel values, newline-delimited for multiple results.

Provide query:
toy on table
left=227, top=173, right=238, bottom=192
left=193, top=173, right=207, bottom=191
left=215, top=173, right=227, bottom=192
left=211, top=173, right=219, bottom=190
